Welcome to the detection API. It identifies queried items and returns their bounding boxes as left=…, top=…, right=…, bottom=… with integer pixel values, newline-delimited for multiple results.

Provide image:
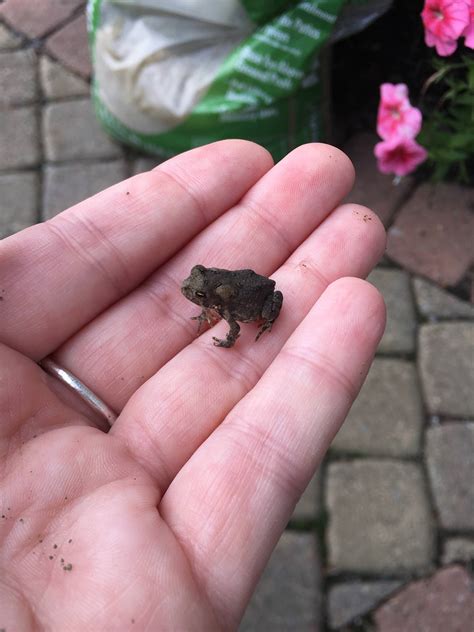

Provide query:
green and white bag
left=88, top=1, right=391, bottom=160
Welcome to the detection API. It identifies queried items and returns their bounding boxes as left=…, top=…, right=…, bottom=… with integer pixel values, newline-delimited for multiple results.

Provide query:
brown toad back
left=181, top=265, right=283, bottom=348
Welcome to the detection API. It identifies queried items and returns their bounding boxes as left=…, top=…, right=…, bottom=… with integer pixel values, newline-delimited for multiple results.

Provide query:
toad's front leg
left=191, top=308, right=219, bottom=333
left=213, top=313, right=240, bottom=348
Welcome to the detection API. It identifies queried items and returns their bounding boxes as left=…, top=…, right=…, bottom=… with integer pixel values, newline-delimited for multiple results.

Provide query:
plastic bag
left=88, top=0, right=392, bottom=160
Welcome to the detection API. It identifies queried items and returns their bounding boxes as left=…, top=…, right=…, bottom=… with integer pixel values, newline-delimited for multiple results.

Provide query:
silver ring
left=39, top=357, right=117, bottom=426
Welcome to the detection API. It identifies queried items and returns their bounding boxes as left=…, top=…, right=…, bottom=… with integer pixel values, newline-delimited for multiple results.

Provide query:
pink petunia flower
left=421, top=0, right=470, bottom=56
left=377, top=83, right=423, bottom=140
left=462, top=2, right=474, bottom=48
left=375, top=137, right=428, bottom=177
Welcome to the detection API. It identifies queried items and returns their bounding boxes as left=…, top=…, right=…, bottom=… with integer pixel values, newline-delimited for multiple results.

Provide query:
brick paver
left=241, top=531, right=321, bottom=631
left=42, top=99, right=122, bottom=162
left=292, top=472, right=321, bottom=522
left=442, top=538, right=474, bottom=564
left=0, top=22, right=22, bottom=49
left=326, top=460, right=433, bottom=573
left=331, top=358, right=423, bottom=456
left=413, top=276, right=474, bottom=320
left=344, top=132, right=414, bottom=225
left=426, top=423, right=474, bottom=530
left=0, top=0, right=84, bottom=39
left=45, top=13, right=91, bottom=78
left=419, top=323, right=474, bottom=417
left=40, top=55, right=89, bottom=100
left=43, top=160, right=128, bottom=218
left=368, top=268, right=417, bottom=353
left=0, top=106, right=40, bottom=169
left=327, top=580, right=402, bottom=629
left=0, top=171, right=38, bottom=237
left=387, top=183, right=474, bottom=287
left=374, top=566, right=474, bottom=632
left=0, top=48, right=37, bottom=106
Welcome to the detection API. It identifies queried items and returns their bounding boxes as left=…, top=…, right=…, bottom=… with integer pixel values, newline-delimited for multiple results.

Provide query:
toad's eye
left=195, top=291, right=205, bottom=298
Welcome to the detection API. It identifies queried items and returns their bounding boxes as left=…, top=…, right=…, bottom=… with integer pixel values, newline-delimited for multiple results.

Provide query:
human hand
left=0, top=141, right=385, bottom=630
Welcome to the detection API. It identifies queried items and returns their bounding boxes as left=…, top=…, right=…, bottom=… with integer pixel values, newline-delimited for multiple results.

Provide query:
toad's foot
left=213, top=318, right=240, bottom=348
left=212, top=335, right=237, bottom=348
left=255, top=320, right=274, bottom=341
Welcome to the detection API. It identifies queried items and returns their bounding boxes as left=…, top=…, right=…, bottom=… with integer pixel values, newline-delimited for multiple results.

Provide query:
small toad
left=181, top=265, right=283, bottom=348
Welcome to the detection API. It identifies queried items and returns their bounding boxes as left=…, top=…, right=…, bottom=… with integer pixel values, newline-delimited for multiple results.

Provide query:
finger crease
left=242, top=198, right=293, bottom=260
left=44, top=218, right=130, bottom=298
left=158, top=167, right=211, bottom=228
left=226, top=418, right=305, bottom=500
left=198, top=342, right=261, bottom=395
left=282, top=348, right=358, bottom=402
left=288, top=258, right=330, bottom=291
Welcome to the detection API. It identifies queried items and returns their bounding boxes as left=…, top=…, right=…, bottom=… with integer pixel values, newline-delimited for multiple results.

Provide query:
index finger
left=0, top=140, right=273, bottom=359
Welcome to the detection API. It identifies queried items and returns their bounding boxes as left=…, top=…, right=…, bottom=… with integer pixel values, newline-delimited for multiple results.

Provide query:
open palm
left=0, top=141, right=385, bottom=631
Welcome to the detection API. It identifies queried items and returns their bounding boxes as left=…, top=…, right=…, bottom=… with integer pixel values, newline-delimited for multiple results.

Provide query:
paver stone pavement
left=43, top=161, right=128, bottom=219
left=413, top=276, right=474, bottom=320
left=240, top=531, right=321, bottom=631
left=0, top=21, right=22, bottom=49
left=374, top=565, right=474, bottom=632
left=326, top=460, right=434, bottom=574
left=291, top=471, right=321, bottom=522
left=0, top=106, right=40, bottom=170
left=387, top=182, right=474, bottom=287
left=0, top=172, right=38, bottom=238
left=442, top=538, right=474, bottom=565
left=367, top=268, right=417, bottom=353
left=330, top=358, right=423, bottom=457
left=419, top=322, right=474, bottom=417
left=45, top=13, right=91, bottom=78
left=40, top=55, right=90, bottom=100
left=0, top=48, right=37, bottom=106
left=0, top=0, right=85, bottom=39
left=426, top=422, right=474, bottom=530
left=42, top=98, right=122, bottom=162
left=327, top=580, right=402, bottom=629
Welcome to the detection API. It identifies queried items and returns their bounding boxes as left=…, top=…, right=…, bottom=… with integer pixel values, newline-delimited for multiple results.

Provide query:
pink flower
left=421, top=0, right=470, bottom=56
left=375, top=137, right=428, bottom=177
left=462, top=2, right=474, bottom=48
left=377, top=83, right=423, bottom=140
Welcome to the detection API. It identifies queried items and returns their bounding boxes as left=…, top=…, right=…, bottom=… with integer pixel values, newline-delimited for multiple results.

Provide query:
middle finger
left=54, top=144, right=355, bottom=413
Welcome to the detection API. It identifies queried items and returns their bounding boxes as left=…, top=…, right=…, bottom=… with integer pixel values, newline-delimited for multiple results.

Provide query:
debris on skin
left=63, top=563, right=73, bottom=571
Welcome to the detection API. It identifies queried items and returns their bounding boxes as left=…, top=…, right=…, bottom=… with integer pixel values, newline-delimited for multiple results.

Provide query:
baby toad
left=181, top=265, right=283, bottom=348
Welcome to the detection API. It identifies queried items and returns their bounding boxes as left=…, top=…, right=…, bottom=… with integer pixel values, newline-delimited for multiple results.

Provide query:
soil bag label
left=88, top=1, right=390, bottom=160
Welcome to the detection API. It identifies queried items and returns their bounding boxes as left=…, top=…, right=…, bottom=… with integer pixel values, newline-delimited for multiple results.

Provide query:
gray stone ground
left=1, top=23, right=473, bottom=631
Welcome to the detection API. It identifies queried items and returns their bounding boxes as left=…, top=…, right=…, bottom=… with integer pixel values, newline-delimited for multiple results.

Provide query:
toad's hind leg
left=256, top=290, right=283, bottom=341
left=213, top=315, right=240, bottom=348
